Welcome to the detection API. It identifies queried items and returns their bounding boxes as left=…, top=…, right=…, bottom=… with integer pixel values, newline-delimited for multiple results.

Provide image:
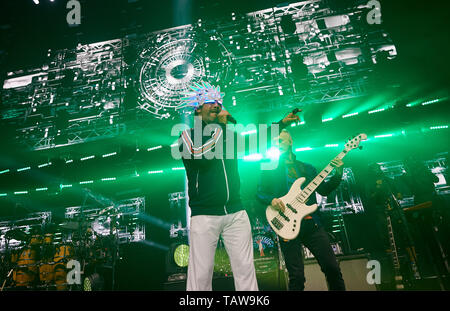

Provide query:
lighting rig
left=1, top=0, right=396, bottom=151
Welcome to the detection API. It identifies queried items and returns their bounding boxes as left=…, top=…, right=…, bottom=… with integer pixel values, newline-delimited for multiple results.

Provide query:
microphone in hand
left=227, top=115, right=237, bottom=124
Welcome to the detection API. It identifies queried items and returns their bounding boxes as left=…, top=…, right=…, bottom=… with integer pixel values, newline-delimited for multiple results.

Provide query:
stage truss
left=0, top=0, right=395, bottom=150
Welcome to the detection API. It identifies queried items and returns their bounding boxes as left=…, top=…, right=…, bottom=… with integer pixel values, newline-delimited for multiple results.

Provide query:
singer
left=177, top=81, right=300, bottom=291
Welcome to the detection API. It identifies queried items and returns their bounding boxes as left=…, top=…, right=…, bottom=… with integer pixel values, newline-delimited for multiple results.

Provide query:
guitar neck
left=297, top=150, right=348, bottom=201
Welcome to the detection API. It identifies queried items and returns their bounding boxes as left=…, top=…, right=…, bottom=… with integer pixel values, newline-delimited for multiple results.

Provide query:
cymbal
left=5, top=229, right=29, bottom=241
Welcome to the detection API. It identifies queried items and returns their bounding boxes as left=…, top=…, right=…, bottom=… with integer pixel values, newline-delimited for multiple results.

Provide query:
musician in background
left=398, top=156, right=439, bottom=206
left=397, top=156, right=449, bottom=279
left=256, top=129, right=346, bottom=290
left=363, top=163, right=397, bottom=257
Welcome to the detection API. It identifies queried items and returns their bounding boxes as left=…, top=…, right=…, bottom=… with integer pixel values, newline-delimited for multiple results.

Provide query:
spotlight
left=174, top=244, right=189, bottom=268
left=83, top=273, right=104, bottom=291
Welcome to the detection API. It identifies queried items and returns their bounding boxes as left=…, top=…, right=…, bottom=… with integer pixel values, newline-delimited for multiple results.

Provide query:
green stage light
left=0, top=193, right=7, bottom=197
left=80, top=155, right=95, bottom=161
left=295, top=147, right=313, bottom=152
left=368, top=108, right=385, bottom=114
left=430, top=125, right=448, bottom=130
left=342, top=112, right=358, bottom=118
left=172, top=167, right=185, bottom=171
left=325, top=144, right=339, bottom=148
left=421, top=98, right=440, bottom=106
left=148, top=170, right=164, bottom=174
left=60, top=184, right=72, bottom=189
left=14, top=191, right=28, bottom=195
left=0, top=169, right=10, bottom=174
left=65, top=159, right=74, bottom=164
left=80, top=180, right=94, bottom=184
left=36, top=187, right=48, bottom=191
left=38, top=162, right=52, bottom=168
left=83, top=273, right=104, bottom=291
left=174, top=244, right=190, bottom=268
left=243, top=153, right=263, bottom=161
left=374, top=134, right=394, bottom=138
left=147, top=145, right=162, bottom=151
left=102, top=152, right=117, bottom=158
left=101, top=177, right=116, bottom=181
left=17, top=167, right=31, bottom=172
left=322, top=118, right=333, bottom=122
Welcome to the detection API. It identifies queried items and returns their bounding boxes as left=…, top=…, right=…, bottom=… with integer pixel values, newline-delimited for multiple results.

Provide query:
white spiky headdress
left=178, top=81, right=225, bottom=110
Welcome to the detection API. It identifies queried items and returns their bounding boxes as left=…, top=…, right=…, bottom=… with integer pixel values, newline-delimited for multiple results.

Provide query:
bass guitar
left=266, top=133, right=367, bottom=240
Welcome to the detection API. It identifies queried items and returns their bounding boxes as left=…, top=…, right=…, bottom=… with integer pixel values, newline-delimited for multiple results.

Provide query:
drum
left=53, top=263, right=68, bottom=291
left=13, top=269, right=32, bottom=287
left=53, top=244, right=74, bottom=263
left=13, top=247, right=38, bottom=287
left=10, top=249, right=19, bottom=264
left=43, top=233, right=53, bottom=245
left=40, top=244, right=56, bottom=262
left=39, top=262, right=55, bottom=284
left=30, top=235, right=43, bottom=246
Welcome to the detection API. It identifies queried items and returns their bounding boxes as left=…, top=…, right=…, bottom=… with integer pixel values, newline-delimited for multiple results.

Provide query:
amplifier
left=303, top=243, right=343, bottom=259
left=304, top=254, right=378, bottom=291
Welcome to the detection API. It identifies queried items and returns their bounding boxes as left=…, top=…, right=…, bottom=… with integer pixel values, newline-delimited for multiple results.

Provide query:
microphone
left=227, top=115, right=237, bottom=124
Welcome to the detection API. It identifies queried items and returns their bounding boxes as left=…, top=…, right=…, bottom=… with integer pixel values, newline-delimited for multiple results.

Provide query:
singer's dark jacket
left=178, top=120, right=287, bottom=217
left=256, top=153, right=343, bottom=225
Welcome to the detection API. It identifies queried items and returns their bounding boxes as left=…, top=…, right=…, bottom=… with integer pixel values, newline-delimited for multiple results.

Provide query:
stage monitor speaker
left=304, top=254, right=377, bottom=291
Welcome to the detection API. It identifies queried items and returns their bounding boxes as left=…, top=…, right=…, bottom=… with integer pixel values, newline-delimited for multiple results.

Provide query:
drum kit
left=0, top=218, right=117, bottom=291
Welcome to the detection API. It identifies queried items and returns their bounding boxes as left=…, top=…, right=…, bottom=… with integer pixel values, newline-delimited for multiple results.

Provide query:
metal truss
left=0, top=212, right=52, bottom=251
left=64, top=197, right=145, bottom=244
left=1, top=0, right=396, bottom=149
left=318, top=167, right=365, bottom=214
left=26, top=116, right=126, bottom=151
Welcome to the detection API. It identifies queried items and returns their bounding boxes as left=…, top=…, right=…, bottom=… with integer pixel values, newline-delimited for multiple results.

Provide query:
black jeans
left=279, top=219, right=346, bottom=290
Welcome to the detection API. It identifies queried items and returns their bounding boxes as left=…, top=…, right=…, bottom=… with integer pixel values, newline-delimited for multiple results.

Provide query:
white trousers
left=186, top=210, right=258, bottom=291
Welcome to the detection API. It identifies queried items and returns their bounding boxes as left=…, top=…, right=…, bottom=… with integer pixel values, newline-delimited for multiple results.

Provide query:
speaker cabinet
left=304, top=255, right=377, bottom=291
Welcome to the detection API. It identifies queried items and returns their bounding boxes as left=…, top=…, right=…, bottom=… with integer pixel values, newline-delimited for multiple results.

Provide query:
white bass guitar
left=266, top=133, right=367, bottom=240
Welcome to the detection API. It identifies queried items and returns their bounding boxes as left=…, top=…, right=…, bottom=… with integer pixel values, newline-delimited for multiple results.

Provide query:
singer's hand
left=218, top=109, right=231, bottom=125
left=282, top=111, right=301, bottom=125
